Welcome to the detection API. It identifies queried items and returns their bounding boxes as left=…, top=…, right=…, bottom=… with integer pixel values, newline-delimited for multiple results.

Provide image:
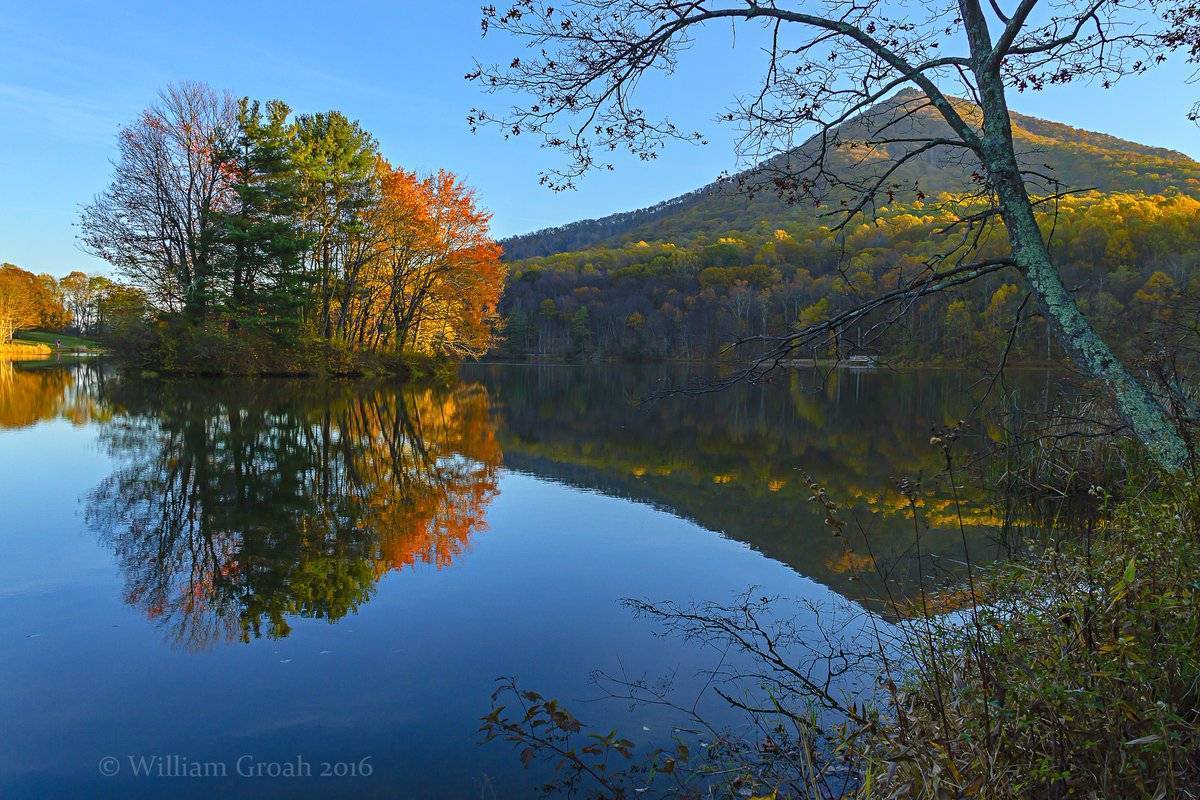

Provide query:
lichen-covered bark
left=990, top=145, right=1186, bottom=472
left=1015, top=223, right=1188, bottom=472
left=958, top=2, right=1189, bottom=473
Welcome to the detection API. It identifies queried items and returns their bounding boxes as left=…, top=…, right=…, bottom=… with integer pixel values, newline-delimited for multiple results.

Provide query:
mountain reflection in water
left=2, top=360, right=1057, bottom=649
left=467, top=363, right=1040, bottom=612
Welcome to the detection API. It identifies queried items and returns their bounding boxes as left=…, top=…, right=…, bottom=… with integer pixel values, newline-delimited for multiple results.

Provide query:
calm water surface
left=0, top=360, right=1052, bottom=798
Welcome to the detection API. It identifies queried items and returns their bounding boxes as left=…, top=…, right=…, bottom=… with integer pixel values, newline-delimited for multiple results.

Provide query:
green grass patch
left=14, top=329, right=104, bottom=350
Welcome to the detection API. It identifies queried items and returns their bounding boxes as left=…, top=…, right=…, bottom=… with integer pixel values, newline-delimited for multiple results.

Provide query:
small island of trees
left=75, top=81, right=506, bottom=376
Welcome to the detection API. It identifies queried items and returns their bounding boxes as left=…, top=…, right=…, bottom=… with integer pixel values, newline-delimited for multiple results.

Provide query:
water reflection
left=83, top=377, right=500, bottom=650
left=465, top=363, right=1047, bottom=610
left=9, top=361, right=1055, bottom=648
left=0, top=358, right=109, bottom=428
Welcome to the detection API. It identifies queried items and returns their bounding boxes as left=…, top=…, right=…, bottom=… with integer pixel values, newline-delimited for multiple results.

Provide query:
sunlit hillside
left=502, top=90, right=1200, bottom=259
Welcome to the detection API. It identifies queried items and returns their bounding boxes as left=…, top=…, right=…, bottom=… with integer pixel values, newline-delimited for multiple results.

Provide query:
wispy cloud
left=0, top=82, right=128, bottom=142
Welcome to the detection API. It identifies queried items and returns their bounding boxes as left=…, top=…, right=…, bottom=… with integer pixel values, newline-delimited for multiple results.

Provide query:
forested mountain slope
left=501, top=91, right=1200, bottom=260
left=493, top=94, right=1200, bottom=364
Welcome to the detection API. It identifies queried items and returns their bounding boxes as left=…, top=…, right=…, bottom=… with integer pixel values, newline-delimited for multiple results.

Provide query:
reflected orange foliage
left=87, top=377, right=504, bottom=650
left=354, top=385, right=503, bottom=574
left=0, top=361, right=109, bottom=428
left=826, top=549, right=877, bottom=574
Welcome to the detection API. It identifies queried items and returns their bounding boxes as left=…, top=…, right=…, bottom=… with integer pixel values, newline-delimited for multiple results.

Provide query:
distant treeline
left=494, top=192, right=1200, bottom=365
left=0, top=263, right=137, bottom=345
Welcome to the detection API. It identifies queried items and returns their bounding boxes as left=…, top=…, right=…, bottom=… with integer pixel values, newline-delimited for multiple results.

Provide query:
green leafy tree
left=291, top=112, right=380, bottom=338
left=569, top=305, right=592, bottom=357
left=504, top=308, right=530, bottom=353
left=216, top=99, right=313, bottom=335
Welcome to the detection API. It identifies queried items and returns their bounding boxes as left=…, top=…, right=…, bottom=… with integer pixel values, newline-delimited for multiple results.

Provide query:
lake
left=0, top=359, right=1053, bottom=798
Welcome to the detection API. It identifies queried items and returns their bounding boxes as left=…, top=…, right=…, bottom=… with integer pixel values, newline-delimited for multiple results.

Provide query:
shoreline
left=472, top=355, right=1068, bottom=370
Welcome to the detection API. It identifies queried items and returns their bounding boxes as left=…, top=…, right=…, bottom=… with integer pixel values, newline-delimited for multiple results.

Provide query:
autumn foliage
left=499, top=191, right=1200, bottom=366
left=80, top=83, right=505, bottom=371
left=350, top=164, right=505, bottom=357
left=0, top=264, right=71, bottom=345
left=82, top=375, right=502, bottom=650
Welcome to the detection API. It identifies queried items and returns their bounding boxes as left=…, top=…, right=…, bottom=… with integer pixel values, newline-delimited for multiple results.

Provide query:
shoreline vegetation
left=13, top=329, right=104, bottom=353
left=476, top=352, right=1068, bottom=369
left=103, top=317, right=455, bottom=379
left=0, top=341, right=52, bottom=357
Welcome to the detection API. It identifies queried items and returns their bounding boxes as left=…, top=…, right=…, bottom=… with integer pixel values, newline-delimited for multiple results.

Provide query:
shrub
left=103, top=314, right=443, bottom=378
left=870, top=479, right=1200, bottom=798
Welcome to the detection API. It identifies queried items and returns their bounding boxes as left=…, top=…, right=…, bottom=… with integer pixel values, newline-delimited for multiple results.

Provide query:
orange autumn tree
left=0, top=264, right=71, bottom=344
left=329, top=161, right=505, bottom=356
left=84, top=88, right=505, bottom=368
left=374, top=164, right=504, bottom=356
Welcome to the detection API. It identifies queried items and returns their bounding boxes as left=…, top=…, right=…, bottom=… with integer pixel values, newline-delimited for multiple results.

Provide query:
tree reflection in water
left=12, top=361, right=1066, bottom=650
left=83, top=378, right=501, bottom=650
left=0, top=358, right=109, bottom=429
left=466, top=363, right=1060, bottom=614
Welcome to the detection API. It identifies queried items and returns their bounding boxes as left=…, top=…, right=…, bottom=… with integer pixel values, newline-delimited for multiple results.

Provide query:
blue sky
left=2, top=1, right=1198, bottom=276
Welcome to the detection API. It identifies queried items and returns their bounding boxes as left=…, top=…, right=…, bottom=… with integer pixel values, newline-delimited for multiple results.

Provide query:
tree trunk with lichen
left=1001, top=185, right=1187, bottom=472
left=962, top=14, right=1189, bottom=473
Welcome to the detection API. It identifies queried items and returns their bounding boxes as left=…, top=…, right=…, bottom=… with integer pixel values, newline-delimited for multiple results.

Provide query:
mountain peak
left=502, top=99, right=1200, bottom=260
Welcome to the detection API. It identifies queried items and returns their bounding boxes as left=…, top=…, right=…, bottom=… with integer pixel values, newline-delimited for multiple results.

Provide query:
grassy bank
left=14, top=330, right=104, bottom=352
